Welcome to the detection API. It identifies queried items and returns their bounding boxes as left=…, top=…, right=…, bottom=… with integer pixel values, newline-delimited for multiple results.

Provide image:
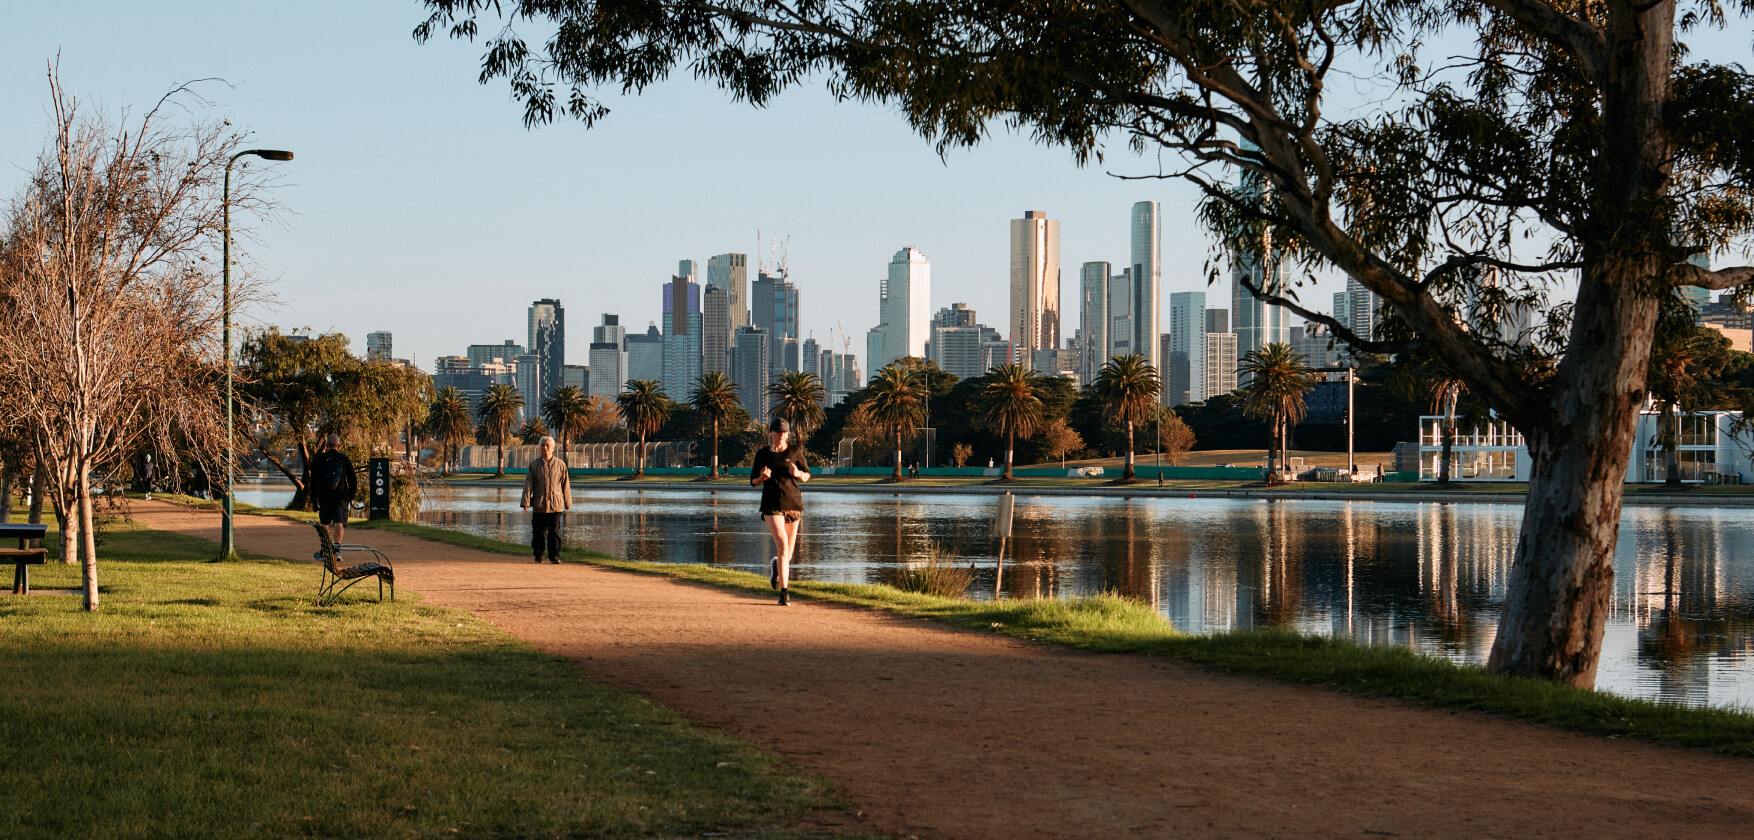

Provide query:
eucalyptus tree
left=616, top=379, right=672, bottom=477
left=475, top=383, right=524, bottom=478
left=541, top=384, right=592, bottom=454
left=690, top=372, right=741, bottom=478
left=863, top=365, right=927, bottom=480
left=980, top=364, right=1044, bottom=480
left=1239, top=343, right=1321, bottom=482
left=426, top=386, right=473, bottom=474
left=769, top=371, right=828, bottom=454
left=1094, top=356, right=1161, bottom=481
left=415, top=0, right=1754, bottom=685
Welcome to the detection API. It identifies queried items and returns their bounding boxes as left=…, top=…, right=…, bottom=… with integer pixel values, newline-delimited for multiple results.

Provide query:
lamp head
left=253, top=149, right=294, bottom=161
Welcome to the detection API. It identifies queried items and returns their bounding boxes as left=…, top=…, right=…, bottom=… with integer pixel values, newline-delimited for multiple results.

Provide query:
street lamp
left=221, top=148, right=293, bottom=558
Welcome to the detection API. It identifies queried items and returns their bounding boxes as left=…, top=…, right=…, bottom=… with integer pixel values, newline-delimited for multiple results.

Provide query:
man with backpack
left=310, top=434, right=357, bottom=548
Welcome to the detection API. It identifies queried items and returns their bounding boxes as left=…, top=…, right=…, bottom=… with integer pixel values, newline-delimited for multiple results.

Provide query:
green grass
left=356, top=517, right=1754, bottom=759
left=0, top=518, right=858, bottom=839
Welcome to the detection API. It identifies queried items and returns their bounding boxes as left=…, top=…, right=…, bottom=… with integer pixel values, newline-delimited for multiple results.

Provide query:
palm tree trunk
left=1124, top=421, right=1136, bottom=480
left=710, top=418, right=720, bottom=478
left=636, top=433, right=647, bottom=478
left=1004, top=427, right=1014, bottom=480
left=893, top=429, right=903, bottom=481
left=494, top=421, right=506, bottom=478
left=1266, top=411, right=1279, bottom=483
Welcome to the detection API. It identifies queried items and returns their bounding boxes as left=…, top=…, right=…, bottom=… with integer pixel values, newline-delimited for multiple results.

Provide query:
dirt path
left=133, top=501, right=1754, bottom=839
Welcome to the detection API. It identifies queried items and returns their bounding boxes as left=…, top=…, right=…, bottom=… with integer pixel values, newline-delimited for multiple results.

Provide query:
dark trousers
left=531, top=511, right=563, bottom=560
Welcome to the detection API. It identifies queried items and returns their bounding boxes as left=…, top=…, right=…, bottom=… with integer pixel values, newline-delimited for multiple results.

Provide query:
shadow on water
left=235, top=480, right=1754, bottom=708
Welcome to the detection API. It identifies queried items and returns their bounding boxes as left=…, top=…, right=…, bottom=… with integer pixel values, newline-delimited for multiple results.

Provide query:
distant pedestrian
left=521, top=435, right=572, bottom=564
left=751, top=417, right=810, bottom=606
left=140, top=454, right=157, bottom=500
left=310, top=434, right=357, bottom=551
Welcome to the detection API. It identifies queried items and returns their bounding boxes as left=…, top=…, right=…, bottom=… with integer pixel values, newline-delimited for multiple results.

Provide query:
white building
left=1009, top=211, right=1060, bottom=368
left=868, top=246, right=931, bottom=375
left=1205, top=332, right=1238, bottom=399
left=1129, top=200, right=1162, bottom=374
left=1416, top=409, right=1754, bottom=483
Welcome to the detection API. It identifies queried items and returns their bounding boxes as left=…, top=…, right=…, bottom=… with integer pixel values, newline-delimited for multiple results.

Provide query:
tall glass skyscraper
left=1231, top=145, right=1290, bottom=362
left=1079, top=262, right=1109, bottom=384
left=527, top=298, right=565, bottom=402
left=662, top=263, right=702, bottom=395
left=1168, top=291, right=1206, bottom=405
left=705, top=253, right=748, bottom=375
left=870, top=247, right=931, bottom=373
left=1129, top=201, right=1161, bottom=374
left=1009, top=212, right=1060, bottom=367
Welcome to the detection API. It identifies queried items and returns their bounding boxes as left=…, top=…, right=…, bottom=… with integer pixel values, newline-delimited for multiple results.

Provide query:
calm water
left=236, top=481, right=1754, bottom=709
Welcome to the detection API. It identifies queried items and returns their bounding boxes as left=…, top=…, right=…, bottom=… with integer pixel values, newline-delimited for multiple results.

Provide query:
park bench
left=0, top=522, right=49, bottom=595
left=310, top=522, right=394, bottom=606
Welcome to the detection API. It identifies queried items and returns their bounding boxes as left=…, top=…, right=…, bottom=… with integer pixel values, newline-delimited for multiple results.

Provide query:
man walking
left=521, top=435, right=571, bottom=563
left=310, top=434, right=357, bottom=548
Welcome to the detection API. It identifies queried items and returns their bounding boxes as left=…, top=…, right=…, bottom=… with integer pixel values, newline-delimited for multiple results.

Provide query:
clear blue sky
left=4, top=3, right=1746, bottom=370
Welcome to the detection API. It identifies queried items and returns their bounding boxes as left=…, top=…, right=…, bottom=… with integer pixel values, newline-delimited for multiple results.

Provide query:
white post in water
left=993, top=492, right=1015, bottom=596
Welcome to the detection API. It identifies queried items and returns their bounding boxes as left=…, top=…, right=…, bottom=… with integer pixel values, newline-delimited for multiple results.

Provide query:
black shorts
left=317, top=498, right=350, bottom=525
left=760, top=509, right=802, bottom=523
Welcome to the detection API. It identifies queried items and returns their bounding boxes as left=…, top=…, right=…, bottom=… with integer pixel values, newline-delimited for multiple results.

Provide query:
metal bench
left=310, top=522, right=394, bottom=606
left=0, top=523, right=49, bottom=595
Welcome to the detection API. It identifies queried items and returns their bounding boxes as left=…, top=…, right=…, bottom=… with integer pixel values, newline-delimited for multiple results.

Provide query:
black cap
left=768, top=417, right=790, bottom=433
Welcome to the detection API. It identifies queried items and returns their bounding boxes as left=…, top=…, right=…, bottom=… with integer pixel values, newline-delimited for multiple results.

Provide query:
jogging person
left=520, top=435, right=572, bottom=563
left=750, top=416, right=809, bottom=606
left=310, top=434, right=357, bottom=549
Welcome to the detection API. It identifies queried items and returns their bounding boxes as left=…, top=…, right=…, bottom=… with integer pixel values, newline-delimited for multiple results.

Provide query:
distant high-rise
left=468, top=340, right=524, bottom=369
left=663, top=265, right=703, bottom=395
left=528, top=299, right=565, bottom=402
left=513, top=354, right=542, bottom=420
left=703, top=286, right=729, bottom=377
left=731, top=326, right=770, bottom=423
left=1168, top=291, right=1206, bottom=405
left=754, top=270, right=801, bottom=377
left=588, top=314, right=627, bottom=400
left=1130, top=201, right=1162, bottom=373
left=932, top=302, right=978, bottom=329
left=1231, top=149, right=1290, bottom=361
left=869, top=247, right=931, bottom=373
left=1206, top=309, right=1229, bottom=335
left=1205, top=332, right=1238, bottom=399
left=1108, top=267, right=1133, bottom=359
left=366, top=331, right=392, bottom=361
left=1079, top=262, right=1109, bottom=384
left=1334, top=277, right=1382, bottom=349
left=929, top=326, right=986, bottom=380
left=705, top=253, right=749, bottom=374
left=802, top=337, right=821, bottom=379
left=626, top=323, right=665, bottom=385
left=1009, top=211, right=1060, bottom=368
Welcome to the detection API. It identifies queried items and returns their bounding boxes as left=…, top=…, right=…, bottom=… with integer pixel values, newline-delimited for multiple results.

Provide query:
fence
left=458, top=441, right=695, bottom=471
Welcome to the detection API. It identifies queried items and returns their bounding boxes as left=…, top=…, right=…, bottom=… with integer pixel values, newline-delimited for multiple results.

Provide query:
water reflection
left=234, top=481, right=1754, bottom=708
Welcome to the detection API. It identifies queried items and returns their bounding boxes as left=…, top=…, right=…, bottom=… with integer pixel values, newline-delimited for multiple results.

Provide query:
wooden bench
left=0, top=523, right=49, bottom=595
left=310, top=523, right=394, bottom=606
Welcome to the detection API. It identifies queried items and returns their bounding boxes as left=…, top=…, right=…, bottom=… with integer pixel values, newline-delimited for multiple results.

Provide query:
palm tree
left=690, top=371, right=740, bottom=478
left=542, top=385, right=592, bottom=456
left=1238, top=343, right=1321, bottom=484
left=1648, top=322, right=1731, bottom=486
left=516, top=417, right=551, bottom=444
left=769, top=371, right=827, bottom=459
left=863, top=364, right=927, bottom=480
left=980, top=364, right=1044, bottom=480
left=1095, top=354, right=1161, bottom=481
left=616, top=379, right=672, bottom=478
left=425, top=386, right=472, bottom=475
left=475, top=383, right=525, bottom=478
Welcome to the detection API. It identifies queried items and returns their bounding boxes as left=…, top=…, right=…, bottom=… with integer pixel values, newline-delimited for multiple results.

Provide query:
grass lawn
left=0, top=516, right=856, bottom=839
left=356, top=517, right=1754, bottom=759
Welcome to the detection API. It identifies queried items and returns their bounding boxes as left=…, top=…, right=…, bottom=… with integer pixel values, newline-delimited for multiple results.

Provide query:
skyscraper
left=703, top=286, right=729, bottom=377
left=514, top=353, right=542, bottom=420
left=731, top=327, right=769, bottom=423
left=588, top=314, right=627, bottom=400
left=705, top=253, right=748, bottom=374
left=1205, top=331, right=1238, bottom=399
left=366, top=331, right=392, bottom=361
left=662, top=265, right=702, bottom=395
left=1079, top=261, right=1109, bottom=385
left=1206, top=309, right=1229, bottom=334
left=1231, top=150, right=1290, bottom=361
left=626, top=323, right=665, bottom=384
left=753, top=270, right=801, bottom=377
left=1168, top=291, right=1206, bottom=405
left=467, top=340, right=524, bottom=369
left=528, top=299, right=565, bottom=402
left=873, top=247, right=931, bottom=372
left=1009, top=211, right=1060, bottom=368
left=1108, top=267, right=1133, bottom=359
left=1130, top=201, right=1162, bottom=373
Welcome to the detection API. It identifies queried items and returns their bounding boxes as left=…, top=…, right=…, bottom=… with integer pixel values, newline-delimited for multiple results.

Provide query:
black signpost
left=369, top=458, right=390, bottom=520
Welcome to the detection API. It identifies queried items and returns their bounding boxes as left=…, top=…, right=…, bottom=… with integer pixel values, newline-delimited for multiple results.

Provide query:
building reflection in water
left=224, top=480, right=1754, bottom=709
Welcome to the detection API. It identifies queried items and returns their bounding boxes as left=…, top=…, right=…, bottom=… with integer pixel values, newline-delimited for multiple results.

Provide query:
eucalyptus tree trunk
left=1664, top=407, right=1682, bottom=487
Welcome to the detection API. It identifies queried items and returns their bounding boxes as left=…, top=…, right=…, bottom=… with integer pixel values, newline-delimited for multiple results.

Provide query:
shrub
left=882, top=543, right=975, bottom=598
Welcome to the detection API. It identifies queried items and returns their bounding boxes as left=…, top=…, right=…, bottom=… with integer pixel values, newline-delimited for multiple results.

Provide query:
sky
left=3, top=3, right=1748, bottom=370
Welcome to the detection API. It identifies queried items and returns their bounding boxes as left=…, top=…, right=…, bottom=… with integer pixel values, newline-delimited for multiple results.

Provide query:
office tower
left=930, top=325, right=986, bottom=380
left=703, top=286, right=729, bottom=377
left=802, top=337, right=821, bottom=380
left=754, top=270, right=801, bottom=377
left=932, top=302, right=977, bottom=328
left=528, top=299, right=565, bottom=401
left=677, top=259, right=701, bottom=282
left=1168, top=291, right=1206, bottom=405
left=366, top=331, right=392, bottom=361
left=434, top=356, right=471, bottom=375
left=1336, top=276, right=1382, bottom=345
left=731, top=326, right=769, bottom=423
left=1205, top=332, right=1238, bottom=399
left=1033, top=348, right=1079, bottom=382
left=1079, top=262, right=1109, bottom=384
left=663, top=268, right=703, bottom=395
left=468, top=340, right=524, bottom=369
left=1009, top=211, right=1061, bottom=367
left=1231, top=153, right=1290, bottom=361
left=626, top=323, right=665, bottom=384
left=1206, top=309, right=1229, bottom=334
left=563, top=365, right=588, bottom=391
left=1109, top=267, right=1133, bottom=359
left=588, top=314, right=627, bottom=400
left=981, top=338, right=1013, bottom=372
left=867, top=246, right=931, bottom=374
left=705, top=253, right=749, bottom=374
left=514, top=354, right=542, bottom=420
left=1130, top=201, right=1162, bottom=373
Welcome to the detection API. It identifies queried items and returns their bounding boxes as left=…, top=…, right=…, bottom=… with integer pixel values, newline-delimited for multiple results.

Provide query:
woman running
left=751, top=416, right=810, bottom=606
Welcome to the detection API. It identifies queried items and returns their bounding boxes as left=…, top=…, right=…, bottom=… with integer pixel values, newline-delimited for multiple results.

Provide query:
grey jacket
left=521, top=455, right=573, bottom=512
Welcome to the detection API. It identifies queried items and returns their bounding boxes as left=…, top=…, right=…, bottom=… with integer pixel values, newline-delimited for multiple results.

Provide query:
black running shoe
left=532, top=556, right=542, bottom=564
left=770, top=557, right=780, bottom=590
left=779, top=588, right=790, bottom=606
left=549, top=557, right=560, bottom=564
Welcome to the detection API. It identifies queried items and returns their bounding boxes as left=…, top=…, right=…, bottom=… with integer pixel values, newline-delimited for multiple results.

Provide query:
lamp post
left=221, top=148, right=293, bottom=558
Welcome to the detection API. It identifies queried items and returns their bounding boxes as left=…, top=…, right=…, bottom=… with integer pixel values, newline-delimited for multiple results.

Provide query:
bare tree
left=0, top=70, right=250, bottom=609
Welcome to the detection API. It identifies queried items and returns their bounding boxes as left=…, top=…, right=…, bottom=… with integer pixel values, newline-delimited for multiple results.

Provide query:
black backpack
left=319, top=454, right=348, bottom=496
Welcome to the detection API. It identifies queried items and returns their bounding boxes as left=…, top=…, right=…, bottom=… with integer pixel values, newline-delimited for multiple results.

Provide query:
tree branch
left=1674, top=264, right=1754, bottom=290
